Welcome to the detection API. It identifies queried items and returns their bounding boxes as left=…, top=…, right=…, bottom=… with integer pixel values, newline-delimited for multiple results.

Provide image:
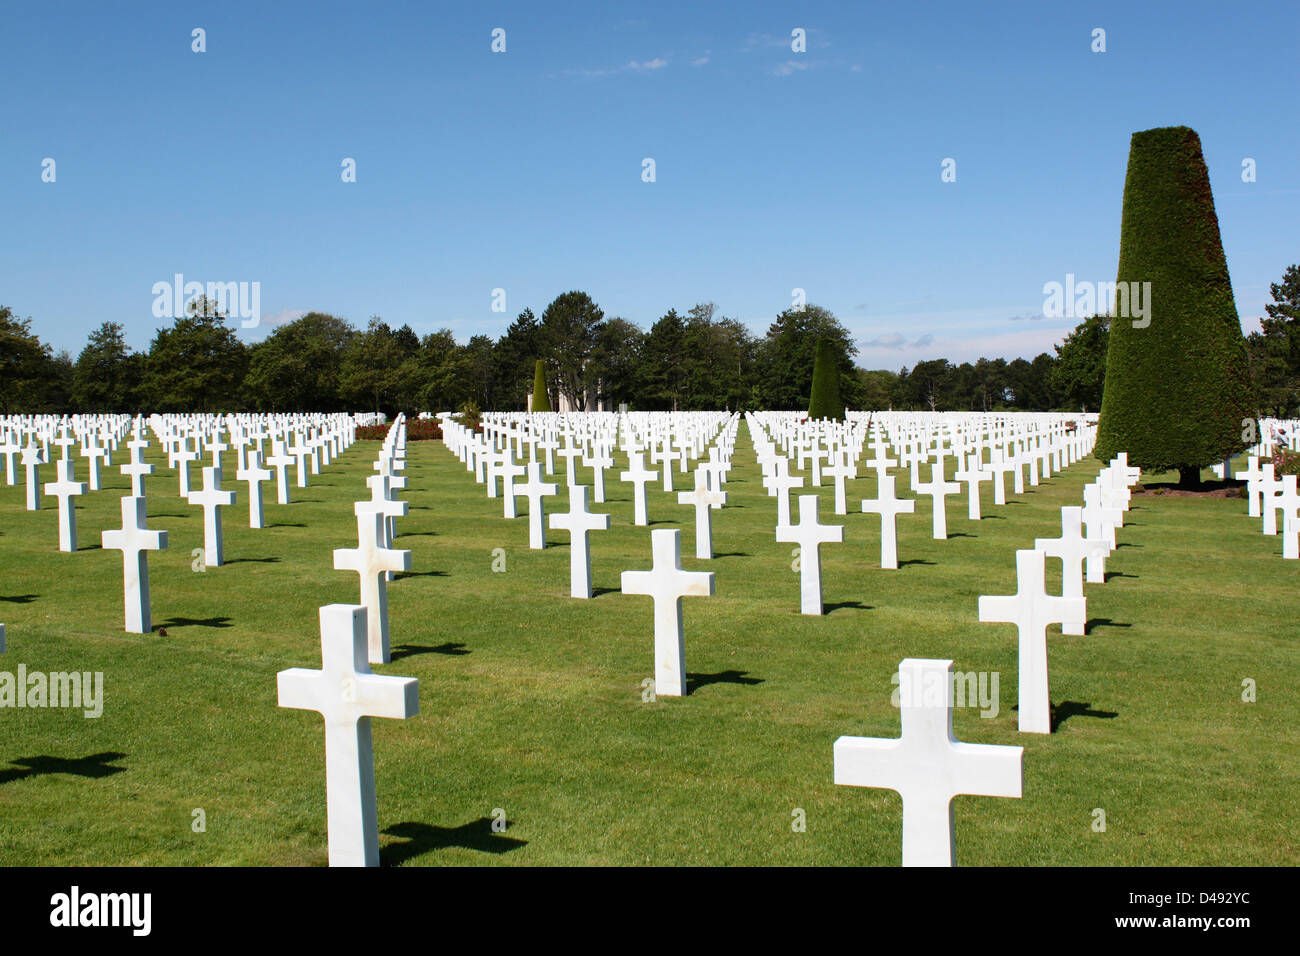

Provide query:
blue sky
left=3, top=0, right=1297, bottom=369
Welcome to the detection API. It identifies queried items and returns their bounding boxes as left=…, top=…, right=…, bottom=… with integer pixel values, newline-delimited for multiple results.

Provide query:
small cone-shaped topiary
left=1095, top=126, right=1254, bottom=485
left=807, top=338, right=844, bottom=421
left=530, top=359, right=551, bottom=412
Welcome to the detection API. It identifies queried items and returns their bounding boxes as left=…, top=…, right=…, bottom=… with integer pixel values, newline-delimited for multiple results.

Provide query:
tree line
left=2, top=268, right=1295, bottom=417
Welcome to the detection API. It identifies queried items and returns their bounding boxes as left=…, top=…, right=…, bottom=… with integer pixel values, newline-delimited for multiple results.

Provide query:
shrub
left=1095, top=126, right=1254, bottom=486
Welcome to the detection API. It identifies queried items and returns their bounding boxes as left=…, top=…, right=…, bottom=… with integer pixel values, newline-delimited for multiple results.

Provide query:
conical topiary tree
left=807, top=338, right=844, bottom=421
left=530, top=359, right=551, bottom=412
left=1095, top=126, right=1254, bottom=485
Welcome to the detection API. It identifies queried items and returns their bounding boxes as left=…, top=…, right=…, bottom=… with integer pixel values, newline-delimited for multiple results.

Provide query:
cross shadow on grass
left=380, top=818, right=527, bottom=866
left=592, top=586, right=620, bottom=597
left=686, top=670, right=764, bottom=693
left=1104, top=571, right=1137, bottom=582
left=712, top=551, right=751, bottom=558
left=393, top=570, right=448, bottom=580
left=0, top=594, right=38, bottom=603
left=897, top=559, right=935, bottom=568
left=1086, top=618, right=1132, bottom=633
left=1051, top=701, right=1119, bottom=732
left=823, top=601, right=873, bottom=614
left=389, top=642, right=468, bottom=661
left=157, top=616, right=234, bottom=630
left=267, top=522, right=306, bottom=529
left=224, top=557, right=280, bottom=565
left=0, top=752, right=126, bottom=785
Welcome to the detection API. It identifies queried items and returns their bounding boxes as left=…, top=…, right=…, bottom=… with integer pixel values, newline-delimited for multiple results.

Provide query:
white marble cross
left=173, top=440, right=198, bottom=498
left=44, top=458, right=87, bottom=552
left=834, top=658, right=1023, bottom=866
left=277, top=603, right=419, bottom=867
left=954, top=455, right=988, bottom=520
left=677, top=468, right=726, bottom=559
left=188, top=465, right=237, bottom=567
left=776, top=494, right=844, bottom=615
left=101, top=496, right=168, bottom=633
left=620, top=451, right=658, bottom=527
left=120, top=441, right=154, bottom=496
left=1235, top=456, right=1265, bottom=518
left=824, top=452, right=857, bottom=516
left=764, top=457, right=803, bottom=528
left=913, top=462, right=961, bottom=540
left=21, top=442, right=45, bottom=511
left=620, top=528, right=714, bottom=697
left=266, top=441, right=295, bottom=505
left=499, top=455, right=526, bottom=519
left=1034, top=506, right=1108, bottom=632
left=335, top=510, right=411, bottom=663
left=860, top=474, right=915, bottom=570
left=236, top=450, right=273, bottom=529
left=548, top=484, right=610, bottom=598
left=518, top=462, right=558, bottom=549
left=978, top=549, right=1084, bottom=734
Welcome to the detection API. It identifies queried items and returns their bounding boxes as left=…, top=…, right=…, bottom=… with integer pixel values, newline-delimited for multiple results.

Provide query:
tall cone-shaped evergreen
left=1095, top=126, right=1254, bottom=485
left=530, top=359, right=551, bottom=412
left=807, top=338, right=844, bottom=421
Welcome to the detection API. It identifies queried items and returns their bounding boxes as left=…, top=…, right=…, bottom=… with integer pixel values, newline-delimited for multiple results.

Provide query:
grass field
left=0, top=427, right=1295, bottom=866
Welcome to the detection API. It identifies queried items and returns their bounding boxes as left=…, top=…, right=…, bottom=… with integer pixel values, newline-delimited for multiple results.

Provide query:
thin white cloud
left=773, top=60, right=809, bottom=76
left=569, top=57, right=669, bottom=77
left=691, top=56, right=710, bottom=66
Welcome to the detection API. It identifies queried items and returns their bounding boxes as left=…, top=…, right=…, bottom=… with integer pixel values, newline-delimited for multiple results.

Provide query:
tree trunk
left=1178, top=465, right=1201, bottom=488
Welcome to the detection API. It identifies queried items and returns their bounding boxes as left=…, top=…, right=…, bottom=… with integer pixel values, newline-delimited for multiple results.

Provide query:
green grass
left=0, top=432, right=1294, bottom=865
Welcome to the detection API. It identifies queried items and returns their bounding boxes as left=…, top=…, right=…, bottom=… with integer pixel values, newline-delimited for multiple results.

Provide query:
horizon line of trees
left=2, top=266, right=1296, bottom=419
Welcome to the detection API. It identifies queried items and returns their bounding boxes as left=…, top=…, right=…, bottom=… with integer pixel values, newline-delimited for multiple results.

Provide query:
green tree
left=141, top=296, right=249, bottom=412
left=242, top=312, right=355, bottom=411
left=72, top=321, right=141, bottom=411
left=754, top=305, right=862, bottom=411
left=540, top=291, right=603, bottom=410
left=338, top=318, right=407, bottom=415
left=1095, top=127, right=1255, bottom=484
left=641, top=309, right=689, bottom=410
left=588, top=317, right=644, bottom=409
left=1051, top=314, right=1110, bottom=411
left=531, top=359, right=551, bottom=412
left=807, top=338, right=844, bottom=420
left=494, top=308, right=542, bottom=411
left=0, top=306, right=63, bottom=413
left=1246, top=264, right=1300, bottom=416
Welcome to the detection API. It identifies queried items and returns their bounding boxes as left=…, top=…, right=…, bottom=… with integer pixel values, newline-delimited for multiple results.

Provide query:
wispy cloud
left=860, top=332, right=934, bottom=350
left=691, top=56, right=710, bottom=66
left=568, top=57, right=670, bottom=78
left=773, top=60, right=809, bottom=77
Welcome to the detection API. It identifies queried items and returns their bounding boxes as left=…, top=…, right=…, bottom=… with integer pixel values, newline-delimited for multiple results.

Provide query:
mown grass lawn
left=0, top=427, right=1294, bottom=865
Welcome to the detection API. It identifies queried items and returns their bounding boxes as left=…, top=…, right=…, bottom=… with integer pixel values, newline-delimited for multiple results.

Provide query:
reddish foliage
left=355, top=419, right=443, bottom=442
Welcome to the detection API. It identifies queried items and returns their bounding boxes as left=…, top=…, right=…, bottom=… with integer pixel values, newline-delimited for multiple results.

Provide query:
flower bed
left=355, top=419, right=443, bottom=441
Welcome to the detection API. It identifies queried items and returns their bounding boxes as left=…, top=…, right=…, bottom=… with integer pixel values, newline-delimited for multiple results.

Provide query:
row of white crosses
left=746, top=411, right=1113, bottom=865
left=279, top=414, right=420, bottom=866
left=751, top=411, right=1101, bottom=616
left=0, top=412, right=365, bottom=636
left=443, top=412, right=740, bottom=696
left=978, top=453, right=1138, bottom=734
left=1234, top=439, right=1300, bottom=559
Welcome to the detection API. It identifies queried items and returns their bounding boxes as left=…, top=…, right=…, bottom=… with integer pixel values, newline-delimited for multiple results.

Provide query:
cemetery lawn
left=0, top=435, right=1295, bottom=866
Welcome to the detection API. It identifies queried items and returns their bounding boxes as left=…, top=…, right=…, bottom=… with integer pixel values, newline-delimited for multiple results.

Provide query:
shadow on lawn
left=0, top=752, right=126, bottom=785
left=380, top=818, right=527, bottom=866
left=1051, top=701, right=1119, bottom=732
left=224, top=557, right=280, bottom=565
left=823, top=600, right=873, bottom=614
left=686, top=670, right=763, bottom=692
left=157, top=616, right=234, bottom=630
left=1086, top=618, right=1132, bottom=633
left=389, top=642, right=468, bottom=661
left=0, top=594, right=38, bottom=604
